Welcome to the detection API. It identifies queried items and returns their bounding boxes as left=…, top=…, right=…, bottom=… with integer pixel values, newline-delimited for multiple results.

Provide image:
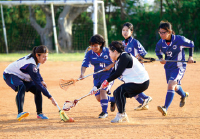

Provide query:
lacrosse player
left=3, top=45, right=57, bottom=121
left=101, top=41, right=150, bottom=123
left=79, top=34, right=115, bottom=118
left=156, top=21, right=194, bottom=116
left=122, top=22, right=152, bottom=111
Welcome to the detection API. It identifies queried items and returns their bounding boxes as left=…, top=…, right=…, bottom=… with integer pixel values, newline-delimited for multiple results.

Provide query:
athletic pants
left=113, top=80, right=149, bottom=113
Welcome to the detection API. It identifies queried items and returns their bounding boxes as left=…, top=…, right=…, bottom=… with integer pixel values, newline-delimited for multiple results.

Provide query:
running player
left=101, top=41, right=150, bottom=123
left=79, top=34, right=115, bottom=118
left=122, top=22, right=152, bottom=110
left=3, top=45, right=57, bottom=121
left=155, top=21, right=194, bottom=116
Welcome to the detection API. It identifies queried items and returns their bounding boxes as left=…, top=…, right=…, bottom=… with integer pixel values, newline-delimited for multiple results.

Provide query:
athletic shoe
left=157, top=106, right=167, bottom=116
left=17, top=112, right=30, bottom=121
left=98, top=112, right=108, bottom=118
left=134, top=104, right=149, bottom=111
left=110, top=102, right=116, bottom=112
left=180, top=92, right=189, bottom=107
left=37, top=114, right=49, bottom=119
left=141, top=96, right=152, bottom=107
left=111, top=112, right=129, bottom=123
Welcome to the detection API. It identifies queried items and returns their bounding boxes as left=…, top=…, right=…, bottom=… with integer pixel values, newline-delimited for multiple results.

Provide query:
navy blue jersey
left=155, top=34, right=194, bottom=70
left=122, top=36, right=147, bottom=57
left=82, top=47, right=113, bottom=78
left=4, top=55, right=52, bottom=98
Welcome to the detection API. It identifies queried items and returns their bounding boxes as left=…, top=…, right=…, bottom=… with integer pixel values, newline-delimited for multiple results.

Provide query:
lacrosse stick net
left=63, top=88, right=101, bottom=111
left=56, top=103, right=70, bottom=122
left=59, top=69, right=104, bottom=91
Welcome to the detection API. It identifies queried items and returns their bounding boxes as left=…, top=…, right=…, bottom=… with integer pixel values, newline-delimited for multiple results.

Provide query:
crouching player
left=3, top=45, right=57, bottom=121
left=101, top=41, right=150, bottom=123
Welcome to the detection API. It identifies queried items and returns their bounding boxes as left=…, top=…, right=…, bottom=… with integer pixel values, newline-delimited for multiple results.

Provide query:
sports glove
left=101, top=80, right=109, bottom=89
left=89, top=86, right=98, bottom=95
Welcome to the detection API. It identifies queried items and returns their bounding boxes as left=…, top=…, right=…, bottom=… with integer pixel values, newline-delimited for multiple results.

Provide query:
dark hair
left=122, top=22, right=134, bottom=32
left=159, top=21, right=175, bottom=34
left=27, top=45, right=48, bottom=64
left=109, top=41, right=125, bottom=53
left=89, top=34, right=105, bottom=49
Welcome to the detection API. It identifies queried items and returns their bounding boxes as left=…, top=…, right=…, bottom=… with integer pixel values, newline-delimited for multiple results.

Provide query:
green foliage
left=105, top=0, right=200, bottom=52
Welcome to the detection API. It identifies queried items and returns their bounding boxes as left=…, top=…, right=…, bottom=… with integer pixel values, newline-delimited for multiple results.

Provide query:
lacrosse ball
left=69, top=117, right=74, bottom=122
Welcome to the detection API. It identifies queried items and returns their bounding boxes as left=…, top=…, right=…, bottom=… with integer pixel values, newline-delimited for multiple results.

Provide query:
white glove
left=89, top=86, right=98, bottom=95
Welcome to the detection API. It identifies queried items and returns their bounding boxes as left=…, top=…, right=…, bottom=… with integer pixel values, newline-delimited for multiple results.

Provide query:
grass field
left=0, top=52, right=199, bottom=62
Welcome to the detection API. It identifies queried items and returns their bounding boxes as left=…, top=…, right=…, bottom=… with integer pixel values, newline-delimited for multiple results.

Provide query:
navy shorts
left=165, top=68, right=186, bottom=85
left=3, top=73, right=35, bottom=92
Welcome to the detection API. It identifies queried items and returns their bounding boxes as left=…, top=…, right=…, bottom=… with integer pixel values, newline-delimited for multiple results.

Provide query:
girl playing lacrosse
left=122, top=22, right=152, bottom=111
left=155, top=21, right=194, bottom=116
left=79, top=34, right=115, bottom=118
left=101, top=41, right=150, bottom=123
left=3, top=45, right=57, bottom=121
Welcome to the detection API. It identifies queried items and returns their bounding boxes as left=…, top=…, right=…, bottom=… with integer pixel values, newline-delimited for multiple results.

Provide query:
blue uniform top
left=122, top=36, right=147, bottom=57
left=82, top=47, right=113, bottom=78
left=155, top=34, right=194, bottom=70
left=4, top=55, right=52, bottom=98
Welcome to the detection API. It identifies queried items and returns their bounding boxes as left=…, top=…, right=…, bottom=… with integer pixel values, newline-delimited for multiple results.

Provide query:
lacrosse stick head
left=59, top=78, right=77, bottom=91
left=63, top=101, right=75, bottom=111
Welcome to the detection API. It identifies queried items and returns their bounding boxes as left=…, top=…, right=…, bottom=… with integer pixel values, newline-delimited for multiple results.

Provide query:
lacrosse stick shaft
left=77, top=69, right=105, bottom=81
left=77, top=88, right=101, bottom=101
left=56, top=103, right=61, bottom=111
left=155, top=59, right=196, bottom=63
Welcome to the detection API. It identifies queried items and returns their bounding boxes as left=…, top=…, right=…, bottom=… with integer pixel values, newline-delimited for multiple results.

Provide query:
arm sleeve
left=107, top=53, right=131, bottom=82
left=26, top=64, right=52, bottom=98
left=189, top=48, right=193, bottom=56
left=155, top=41, right=163, bottom=59
left=38, top=69, right=43, bottom=81
left=180, top=36, right=195, bottom=49
left=135, top=40, right=147, bottom=57
left=82, top=51, right=91, bottom=67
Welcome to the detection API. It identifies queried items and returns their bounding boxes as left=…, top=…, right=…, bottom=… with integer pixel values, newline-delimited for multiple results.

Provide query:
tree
left=29, top=5, right=88, bottom=51
left=29, top=5, right=54, bottom=50
left=57, top=5, right=88, bottom=51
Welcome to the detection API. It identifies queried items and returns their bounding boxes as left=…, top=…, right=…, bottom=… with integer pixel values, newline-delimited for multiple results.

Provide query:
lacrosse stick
left=63, top=88, right=101, bottom=111
left=56, top=103, right=74, bottom=122
left=59, top=69, right=104, bottom=91
left=139, top=57, right=196, bottom=63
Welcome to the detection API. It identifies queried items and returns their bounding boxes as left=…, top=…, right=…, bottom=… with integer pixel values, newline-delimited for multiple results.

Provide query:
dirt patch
left=0, top=61, right=199, bottom=139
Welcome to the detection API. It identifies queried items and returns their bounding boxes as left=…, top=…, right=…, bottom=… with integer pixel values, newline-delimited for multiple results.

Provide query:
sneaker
left=111, top=112, right=129, bottom=123
left=17, top=112, right=30, bottom=121
left=37, top=114, right=49, bottom=119
left=157, top=106, right=167, bottom=116
left=110, top=102, right=116, bottom=112
left=180, top=92, right=189, bottom=107
left=141, top=96, right=152, bottom=107
left=98, top=112, right=108, bottom=118
left=134, top=104, right=149, bottom=111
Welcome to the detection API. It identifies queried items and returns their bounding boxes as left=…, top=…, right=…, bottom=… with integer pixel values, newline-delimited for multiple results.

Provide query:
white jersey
left=116, top=53, right=149, bottom=84
left=4, top=54, right=37, bottom=82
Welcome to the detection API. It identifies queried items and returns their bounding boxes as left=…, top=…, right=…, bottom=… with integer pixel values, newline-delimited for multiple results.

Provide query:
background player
left=79, top=34, right=115, bottom=118
left=122, top=22, right=152, bottom=110
left=155, top=21, right=194, bottom=116
left=101, top=41, right=150, bottom=123
left=3, top=45, right=57, bottom=121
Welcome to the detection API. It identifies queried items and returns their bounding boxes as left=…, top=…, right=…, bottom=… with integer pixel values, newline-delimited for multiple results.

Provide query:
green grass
left=0, top=52, right=199, bottom=62
left=0, top=53, right=85, bottom=62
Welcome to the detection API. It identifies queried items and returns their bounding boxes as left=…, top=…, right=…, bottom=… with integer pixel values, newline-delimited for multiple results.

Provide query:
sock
left=100, top=99, right=108, bottom=113
left=165, top=90, right=175, bottom=110
left=107, top=96, right=115, bottom=102
left=138, top=92, right=149, bottom=99
left=176, top=85, right=185, bottom=98
left=134, top=95, right=143, bottom=104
